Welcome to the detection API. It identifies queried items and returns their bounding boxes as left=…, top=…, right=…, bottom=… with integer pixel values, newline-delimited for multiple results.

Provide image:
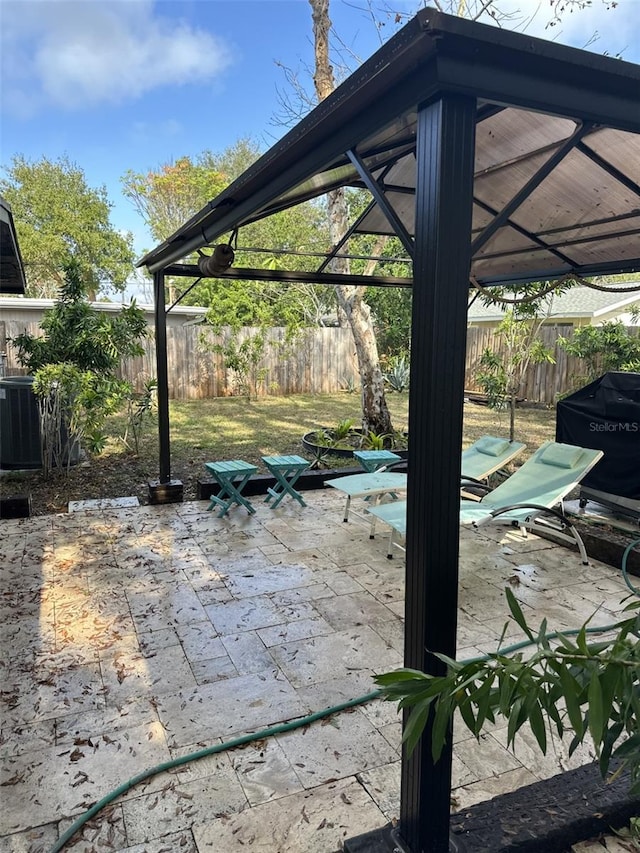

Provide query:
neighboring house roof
left=467, top=284, right=640, bottom=323
left=0, top=296, right=208, bottom=320
left=0, top=197, right=27, bottom=295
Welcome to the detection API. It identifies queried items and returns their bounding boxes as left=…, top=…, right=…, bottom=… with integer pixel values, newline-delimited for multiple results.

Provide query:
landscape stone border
left=345, top=762, right=640, bottom=852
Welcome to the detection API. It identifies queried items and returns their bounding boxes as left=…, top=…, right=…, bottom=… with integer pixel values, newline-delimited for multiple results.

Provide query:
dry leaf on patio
left=0, top=772, right=26, bottom=786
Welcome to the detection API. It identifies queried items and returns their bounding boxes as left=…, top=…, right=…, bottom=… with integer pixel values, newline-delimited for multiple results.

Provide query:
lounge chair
left=460, top=435, right=525, bottom=485
left=366, top=441, right=603, bottom=564
left=324, top=435, right=524, bottom=527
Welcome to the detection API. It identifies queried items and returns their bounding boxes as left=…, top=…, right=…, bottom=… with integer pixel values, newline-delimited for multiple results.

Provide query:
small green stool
left=354, top=450, right=402, bottom=473
left=262, top=455, right=310, bottom=508
left=205, top=460, right=258, bottom=517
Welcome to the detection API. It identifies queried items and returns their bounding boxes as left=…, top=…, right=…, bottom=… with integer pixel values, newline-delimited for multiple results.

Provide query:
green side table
left=205, top=460, right=258, bottom=517
left=262, top=455, right=310, bottom=508
left=353, top=449, right=402, bottom=473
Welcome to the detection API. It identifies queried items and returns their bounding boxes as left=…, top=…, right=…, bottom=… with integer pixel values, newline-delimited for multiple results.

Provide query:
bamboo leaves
left=374, top=592, right=640, bottom=793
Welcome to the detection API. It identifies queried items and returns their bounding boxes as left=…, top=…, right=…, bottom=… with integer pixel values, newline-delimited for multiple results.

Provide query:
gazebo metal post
left=154, top=269, right=171, bottom=484
left=148, top=269, right=183, bottom=503
left=399, top=93, right=476, bottom=852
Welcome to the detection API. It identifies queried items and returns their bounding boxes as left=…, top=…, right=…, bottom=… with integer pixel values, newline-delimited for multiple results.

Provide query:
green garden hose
left=50, top=536, right=640, bottom=852
left=50, top=690, right=381, bottom=852
left=621, top=536, right=640, bottom=596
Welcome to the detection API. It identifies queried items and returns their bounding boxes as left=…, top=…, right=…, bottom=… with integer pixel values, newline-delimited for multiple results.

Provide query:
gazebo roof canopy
left=0, top=196, right=27, bottom=295
left=139, top=9, right=640, bottom=287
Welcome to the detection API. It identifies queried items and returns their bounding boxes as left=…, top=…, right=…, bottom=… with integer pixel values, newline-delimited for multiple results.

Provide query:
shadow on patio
left=0, top=490, right=631, bottom=852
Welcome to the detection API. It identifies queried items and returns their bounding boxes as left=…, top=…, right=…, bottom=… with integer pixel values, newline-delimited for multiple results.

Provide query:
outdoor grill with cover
left=556, top=371, right=640, bottom=521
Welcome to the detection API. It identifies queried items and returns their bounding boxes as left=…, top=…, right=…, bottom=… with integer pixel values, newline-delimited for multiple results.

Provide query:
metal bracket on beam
left=166, top=276, right=203, bottom=315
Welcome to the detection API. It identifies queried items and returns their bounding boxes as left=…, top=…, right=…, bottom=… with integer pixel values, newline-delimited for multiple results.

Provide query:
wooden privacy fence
left=0, top=319, right=359, bottom=400
left=123, top=325, right=360, bottom=399
left=464, top=323, right=632, bottom=405
left=2, top=314, right=636, bottom=403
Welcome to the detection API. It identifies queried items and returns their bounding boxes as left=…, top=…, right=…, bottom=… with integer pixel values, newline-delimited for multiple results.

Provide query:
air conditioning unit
left=0, top=376, right=41, bottom=469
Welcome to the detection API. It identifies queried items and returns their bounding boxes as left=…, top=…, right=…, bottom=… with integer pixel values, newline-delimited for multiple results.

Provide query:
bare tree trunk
left=309, top=0, right=393, bottom=435
left=509, top=392, right=516, bottom=442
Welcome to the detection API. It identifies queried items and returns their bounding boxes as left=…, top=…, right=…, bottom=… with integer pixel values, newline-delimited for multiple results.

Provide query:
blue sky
left=2, top=0, right=638, bottom=271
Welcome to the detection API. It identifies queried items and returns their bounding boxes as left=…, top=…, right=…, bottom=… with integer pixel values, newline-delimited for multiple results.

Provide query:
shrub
left=376, top=588, right=640, bottom=794
left=384, top=355, right=410, bottom=393
left=11, top=260, right=147, bottom=475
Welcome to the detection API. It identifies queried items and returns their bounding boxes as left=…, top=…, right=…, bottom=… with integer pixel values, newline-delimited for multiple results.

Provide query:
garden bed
left=574, top=519, right=640, bottom=575
left=301, top=427, right=408, bottom=461
left=344, top=761, right=640, bottom=852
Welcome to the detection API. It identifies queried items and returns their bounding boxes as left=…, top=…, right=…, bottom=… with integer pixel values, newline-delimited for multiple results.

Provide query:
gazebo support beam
left=346, top=148, right=415, bottom=259
left=163, top=263, right=413, bottom=288
left=401, top=93, right=476, bottom=852
left=149, top=268, right=183, bottom=504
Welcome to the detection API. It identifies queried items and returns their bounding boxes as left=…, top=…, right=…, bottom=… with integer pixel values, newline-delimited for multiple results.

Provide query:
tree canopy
left=0, top=155, right=135, bottom=298
left=121, top=140, right=331, bottom=327
left=121, top=155, right=228, bottom=245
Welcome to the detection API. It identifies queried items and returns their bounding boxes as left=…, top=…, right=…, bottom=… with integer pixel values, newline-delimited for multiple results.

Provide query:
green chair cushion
left=475, top=436, right=511, bottom=457
left=539, top=443, right=584, bottom=469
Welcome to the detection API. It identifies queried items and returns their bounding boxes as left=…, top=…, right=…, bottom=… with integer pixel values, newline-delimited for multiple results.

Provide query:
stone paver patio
left=0, top=489, right=631, bottom=852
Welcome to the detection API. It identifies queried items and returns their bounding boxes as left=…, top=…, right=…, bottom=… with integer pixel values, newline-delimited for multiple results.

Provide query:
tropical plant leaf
left=588, top=670, right=605, bottom=746
left=559, top=666, right=584, bottom=738
left=402, top=704, right=431, bottom=756
left=505, top=588, right=535, bottom=640
left=432, top=696, right=453, bottom=762
left=528, top=700, right=547, bottom=754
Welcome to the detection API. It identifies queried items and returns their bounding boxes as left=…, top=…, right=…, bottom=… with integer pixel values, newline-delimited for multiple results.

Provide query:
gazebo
left=139, top=10, right=640, bottom=852
left=0, top=196, right=27, bottom=295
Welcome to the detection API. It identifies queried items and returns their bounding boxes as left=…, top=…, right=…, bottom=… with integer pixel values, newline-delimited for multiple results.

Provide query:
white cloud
left=1, top=0, right=233, bottom=113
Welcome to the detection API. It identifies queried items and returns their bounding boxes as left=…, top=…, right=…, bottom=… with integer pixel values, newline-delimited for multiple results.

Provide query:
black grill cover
left=556, top=372, right=640, bottom=499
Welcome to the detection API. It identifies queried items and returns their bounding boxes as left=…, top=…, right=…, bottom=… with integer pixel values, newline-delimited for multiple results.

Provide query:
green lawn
left=6, top=392, right=556, bottom=515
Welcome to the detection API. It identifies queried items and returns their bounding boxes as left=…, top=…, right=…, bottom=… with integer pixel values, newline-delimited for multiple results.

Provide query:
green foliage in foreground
left=375, top=588, right=640, bottom=793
